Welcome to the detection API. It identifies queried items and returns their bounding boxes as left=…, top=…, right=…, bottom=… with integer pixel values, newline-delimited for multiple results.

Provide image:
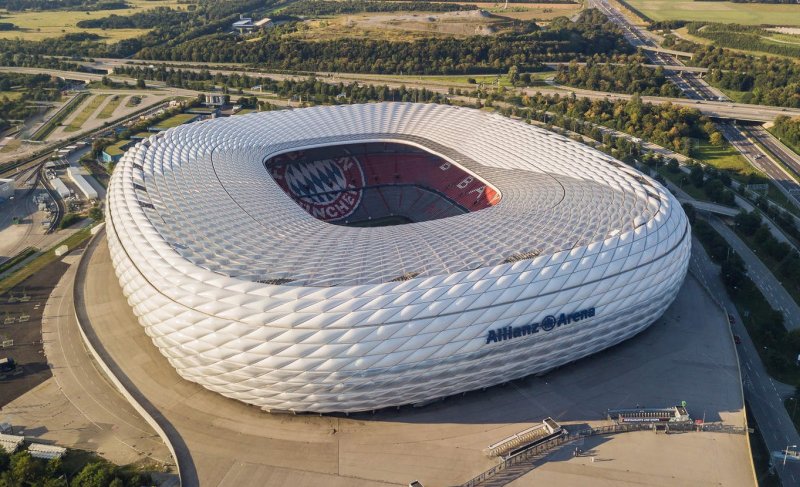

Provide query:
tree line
left=280, top=0, right=477, bottom=16
left=0, top=0, right=127, bottom=10
left=0, top=448, right=152, bottom=487
left=554, top=60, right=682, bottom=97
left=770, top=115, right=800, bottom=154
left=687, top=22, right=800, bottom=59
left=133, top=10, right=632, bottom=74
left=0, top=72, right=64, bottom=133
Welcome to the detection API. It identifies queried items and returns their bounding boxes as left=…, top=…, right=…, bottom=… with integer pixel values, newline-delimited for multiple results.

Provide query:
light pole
left=784, top=444, right=797, bottom=467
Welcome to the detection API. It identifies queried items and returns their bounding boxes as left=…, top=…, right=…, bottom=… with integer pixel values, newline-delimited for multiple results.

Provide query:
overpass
left=640, top=46, right=694, bottom=59
left=677, top=198, right=739, bottom=217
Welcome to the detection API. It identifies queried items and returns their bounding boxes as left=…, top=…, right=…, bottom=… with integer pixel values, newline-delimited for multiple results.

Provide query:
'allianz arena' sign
left=486, top=307, right=597, bottom=344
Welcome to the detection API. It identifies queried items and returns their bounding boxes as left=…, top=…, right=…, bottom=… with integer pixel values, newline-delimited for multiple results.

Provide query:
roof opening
left=265, top=141, right=500, bottom=227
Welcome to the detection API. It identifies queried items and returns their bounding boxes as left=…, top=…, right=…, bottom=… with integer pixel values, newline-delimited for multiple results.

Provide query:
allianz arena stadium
left=106, top=102, right=690, bottom=413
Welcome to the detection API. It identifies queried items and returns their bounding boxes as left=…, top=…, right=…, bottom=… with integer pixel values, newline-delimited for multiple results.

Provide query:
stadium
left=106, top=102, right=690, bottom=413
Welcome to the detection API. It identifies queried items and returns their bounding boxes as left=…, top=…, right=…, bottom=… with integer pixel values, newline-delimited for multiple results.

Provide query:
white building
left=49, top=176, right=70, bottom=199
left=67, top=167, right=98, bottom=200
left=107, top=103, right=690, bottom=413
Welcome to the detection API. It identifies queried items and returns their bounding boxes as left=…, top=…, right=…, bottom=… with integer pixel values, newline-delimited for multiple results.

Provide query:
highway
left=746, top=125, right=800, bottom=180
left=691, top=236, right=800, bottom=486
left=588, top=0, right=800, bottom=210
left=589, top=0, right=800, bottom=483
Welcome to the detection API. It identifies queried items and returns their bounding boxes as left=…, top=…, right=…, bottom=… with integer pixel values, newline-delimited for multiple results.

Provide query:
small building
left=28, top=443, right=66, bottom=460
left=203, top=94, right=227, bottom=107
left=49, top=177, right=70, bottom=199
left=232, top=16, right=272, bottom=33
left=0, top=433, right=24, bottom=454
left=232, top=17, right=254, bottom=33
left=0, top=178, right=14, bottom=202
left=102, top=140, right=133, bottom=164
left=187, top=106, right=221, bottom=118
left=67, top=167, right=99, bottom=200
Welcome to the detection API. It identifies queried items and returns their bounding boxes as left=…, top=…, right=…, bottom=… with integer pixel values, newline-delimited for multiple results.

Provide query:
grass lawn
left=468, top=2, right=583, bottom=21
left=103, top=139, right=130, bottom=157
left=769, top=127, right=800, bottom=158
left=150, top=113, right=198, bottom=130
left=63, top=94, right=109, bottom=133
left=96, top=94, right=123, bottom=119
left=625, top=0, right=800, bottom=26
left=693, top=140, right=760, bottom=177
left=0, top=226, right=92, bottom=295
left=0, top=0, right=187, bottom=42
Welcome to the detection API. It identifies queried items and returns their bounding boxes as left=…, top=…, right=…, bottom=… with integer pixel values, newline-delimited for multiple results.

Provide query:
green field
left=96, top=95, right=123, bottom=119
left=693, top=140, right=759, bottom=177
left=63, top=94, right=109, bottom=133
left=0, top=0, right=187, bottom=42
left=103, top=139, right=130, bottom=157
left=150, top=113, right=198, bottom=130
left=625, top=0, right=800, bottom=26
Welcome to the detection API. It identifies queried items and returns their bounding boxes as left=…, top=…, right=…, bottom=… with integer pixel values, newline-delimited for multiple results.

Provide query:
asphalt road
left=708, top=217, right=800, bottom=330
left=691, top=236, right=800, bottom=485
left=747, top=126, right=800, bottom=180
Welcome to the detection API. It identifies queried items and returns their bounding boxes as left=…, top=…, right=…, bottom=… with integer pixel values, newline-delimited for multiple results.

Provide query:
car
left=728, top=314, right=735, bottom=325
left=733, top=335, right=742, bottom=344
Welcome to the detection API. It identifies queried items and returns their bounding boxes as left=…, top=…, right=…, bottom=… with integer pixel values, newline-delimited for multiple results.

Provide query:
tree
left=89, top=207, right=104, bottom=222
left=709, top=131, right=724, bottom=147
left=508, top=65, right=519, bottom=84
left=734, top=211, right=762, bottom=236
left=70, top=462, right=115, bottom=487
left=689, top=164, right=705, bottom=187
left=135, top=78, right=146, bottom=89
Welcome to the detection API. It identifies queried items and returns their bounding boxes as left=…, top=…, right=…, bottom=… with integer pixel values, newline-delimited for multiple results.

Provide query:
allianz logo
left=486, top=307, right=597, bottom=344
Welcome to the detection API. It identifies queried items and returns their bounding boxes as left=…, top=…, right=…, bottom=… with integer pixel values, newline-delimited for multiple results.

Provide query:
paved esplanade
left=78, top=232, right=750, bottom=487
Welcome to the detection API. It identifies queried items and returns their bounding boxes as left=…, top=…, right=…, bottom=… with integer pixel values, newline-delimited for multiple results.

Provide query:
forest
left=554, top=61, right=682, bottom=97
left=0, top=0, right=127, bottom=10
left=693, top=45, right=800, bottom=108
left=133, top=10, right=632, bottom=74
left=279, top=0, right=476, bottom=16
left=76, top=7, right=191, bottom=29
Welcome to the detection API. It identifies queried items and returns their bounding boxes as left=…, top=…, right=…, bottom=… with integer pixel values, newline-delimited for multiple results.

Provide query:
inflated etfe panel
left=107, top=103, right=690, bottom=413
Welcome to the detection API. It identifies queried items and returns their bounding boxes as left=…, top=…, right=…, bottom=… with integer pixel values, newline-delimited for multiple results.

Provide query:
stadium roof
left=115, top=103, right=671, bottom=287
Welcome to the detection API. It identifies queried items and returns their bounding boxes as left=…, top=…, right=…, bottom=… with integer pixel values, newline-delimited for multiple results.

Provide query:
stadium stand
left=266, top=142, right=501, bottom=226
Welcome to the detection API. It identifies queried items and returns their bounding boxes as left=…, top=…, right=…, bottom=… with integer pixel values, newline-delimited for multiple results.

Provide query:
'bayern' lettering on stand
left=486, top=307, right=596, bottom=344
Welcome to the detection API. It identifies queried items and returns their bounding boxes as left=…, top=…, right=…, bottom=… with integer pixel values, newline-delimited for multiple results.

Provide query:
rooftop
left=116, top=103, right=681, bottom=287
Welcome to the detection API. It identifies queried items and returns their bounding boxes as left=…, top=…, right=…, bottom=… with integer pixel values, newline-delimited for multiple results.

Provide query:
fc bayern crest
left=270, top=155, right=365, bottom=221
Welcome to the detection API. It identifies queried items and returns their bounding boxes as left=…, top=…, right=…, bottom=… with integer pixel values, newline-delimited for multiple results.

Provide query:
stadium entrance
left=265, top=142, right=500, bottom=226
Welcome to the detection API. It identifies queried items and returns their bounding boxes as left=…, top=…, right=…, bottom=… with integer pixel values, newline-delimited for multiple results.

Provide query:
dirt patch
left=291, top=9, right=513, bottom=40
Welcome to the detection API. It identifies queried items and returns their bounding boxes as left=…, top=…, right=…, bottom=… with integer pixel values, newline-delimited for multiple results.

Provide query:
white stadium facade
left=106, top=102, right=690, bottom=413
